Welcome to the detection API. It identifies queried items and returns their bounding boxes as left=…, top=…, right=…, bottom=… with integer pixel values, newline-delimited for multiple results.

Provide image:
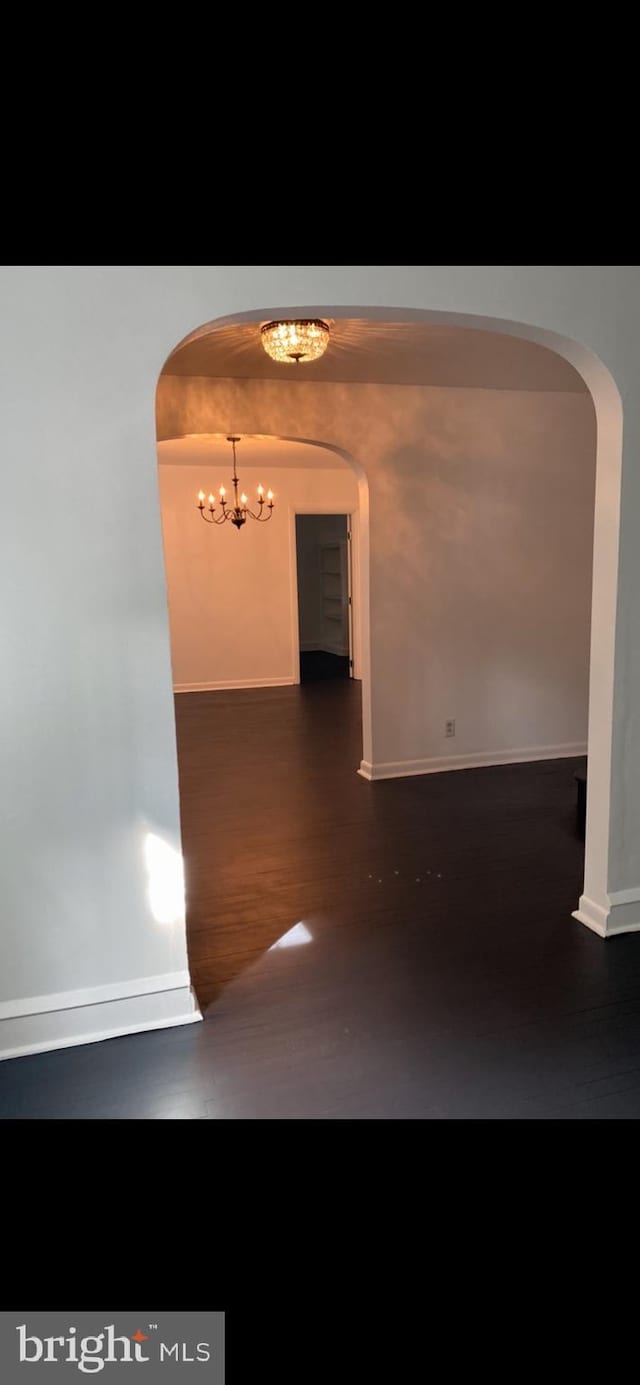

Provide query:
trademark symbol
left=149, top=1325, right=158, bottom=1331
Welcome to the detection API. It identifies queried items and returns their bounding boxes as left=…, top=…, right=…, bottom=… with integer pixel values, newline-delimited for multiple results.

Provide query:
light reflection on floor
left=268, top=922, right=313, bottom=950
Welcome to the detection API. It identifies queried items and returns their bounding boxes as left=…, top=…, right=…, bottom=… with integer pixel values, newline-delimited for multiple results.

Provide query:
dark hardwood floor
left=178, top=679, right=368, bottom=1010
left=300, top=650, right=350, bottom=681
left=4, top=682, right=640, bottom=1118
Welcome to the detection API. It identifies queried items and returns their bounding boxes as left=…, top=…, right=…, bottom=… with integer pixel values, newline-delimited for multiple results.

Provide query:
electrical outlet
left=445, top=719, right=456, bottom=738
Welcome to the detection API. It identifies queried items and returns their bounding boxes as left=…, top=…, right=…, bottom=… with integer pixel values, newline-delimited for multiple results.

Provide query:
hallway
left=4, top=682, right=640, bottom=1118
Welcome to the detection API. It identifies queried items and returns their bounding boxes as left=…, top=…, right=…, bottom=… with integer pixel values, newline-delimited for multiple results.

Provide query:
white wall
left=158, top=462, right=358, bottom=690
left=1, top=264, right=638, bottom=1059
left=159, top=378, right=596, bottom=772
left=296, top=515, right=350, bottom=656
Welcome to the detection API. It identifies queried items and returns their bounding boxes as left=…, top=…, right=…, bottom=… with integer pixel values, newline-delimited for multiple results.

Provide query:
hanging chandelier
left=198, top=436, right=275, bottom=530
left=260, top=318, right=330, bottom=364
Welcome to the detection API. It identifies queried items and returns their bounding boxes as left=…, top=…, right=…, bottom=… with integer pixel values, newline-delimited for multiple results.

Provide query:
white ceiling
left=157, top=435, right=349, bottom=470
left=163, top=318, right=587, bottom=393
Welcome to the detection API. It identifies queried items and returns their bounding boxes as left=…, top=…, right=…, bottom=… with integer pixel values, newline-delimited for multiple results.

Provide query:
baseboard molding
left=358, top=742, right=588, bottom=781
left=572, top=897, right=609, bottom=937
left=0, top=971, right=202, bottom=1062
left=573, top=892, right=640, bottom=938
left=175, top=677, right=293, bottom=693
left=608, top=887, right=640, bottom=907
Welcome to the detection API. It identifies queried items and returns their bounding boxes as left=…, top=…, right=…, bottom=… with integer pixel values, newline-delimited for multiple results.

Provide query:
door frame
left=289, top=506, right=361, bottom=684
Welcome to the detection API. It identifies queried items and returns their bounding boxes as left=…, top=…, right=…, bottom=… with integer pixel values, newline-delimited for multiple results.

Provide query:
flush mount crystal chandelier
left=260, top=318, right=330, bottom=364
left=197, top=436, right=274, bottom=530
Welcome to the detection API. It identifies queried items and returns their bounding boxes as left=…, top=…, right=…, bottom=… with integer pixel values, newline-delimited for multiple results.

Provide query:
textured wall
left=159, top=376, right=596, bottom=767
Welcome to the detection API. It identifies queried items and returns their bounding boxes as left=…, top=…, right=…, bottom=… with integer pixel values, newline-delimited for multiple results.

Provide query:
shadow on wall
left=372, top=390, right=596, bottom=758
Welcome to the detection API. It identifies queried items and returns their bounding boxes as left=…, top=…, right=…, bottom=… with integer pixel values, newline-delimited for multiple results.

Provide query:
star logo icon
left=131, top=1330, right=149, bottom=1343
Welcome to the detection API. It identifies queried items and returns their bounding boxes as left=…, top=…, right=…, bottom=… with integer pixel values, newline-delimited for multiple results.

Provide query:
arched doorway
left=156, top=428, right=369, bottom=1007
left=158, top=304, right=621, bottom=947
left=5, top=264, right=640, bottom=1090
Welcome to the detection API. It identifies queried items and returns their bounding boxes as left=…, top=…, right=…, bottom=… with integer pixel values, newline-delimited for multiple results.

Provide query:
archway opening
left=156, top=426, right=369, bottom=1007
left=156, top=304, right=622, bottom=1012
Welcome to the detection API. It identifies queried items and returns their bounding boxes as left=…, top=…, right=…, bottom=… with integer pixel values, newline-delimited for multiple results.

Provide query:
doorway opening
left=295, top=513, right=352, bottom=683
left=155, top=301, right=625, bottom=1028
left=156, top=430, right=367, bottom=1009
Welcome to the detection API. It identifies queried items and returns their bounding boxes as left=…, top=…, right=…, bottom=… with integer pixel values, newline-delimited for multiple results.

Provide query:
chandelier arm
left=200, top=499, right=273, bottom=523
left=251, top=498, right=273, bottom=522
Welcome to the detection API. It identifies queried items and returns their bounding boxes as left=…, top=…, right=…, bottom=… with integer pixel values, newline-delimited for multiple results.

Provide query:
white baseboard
left=609, top=887, right=640, bottom=907
left=573, top=890, right=640, bottom=938
left=0, top=971, right=202, bottom=1062
left=572, top=897, right=609, bottom=937
left=358, top=742, right=587, bottom=781
left=175, top=677, right=293, bottom=693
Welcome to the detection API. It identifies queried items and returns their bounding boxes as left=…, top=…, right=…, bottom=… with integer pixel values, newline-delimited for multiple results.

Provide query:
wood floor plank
left=3, top=679, right=640, bottom=1118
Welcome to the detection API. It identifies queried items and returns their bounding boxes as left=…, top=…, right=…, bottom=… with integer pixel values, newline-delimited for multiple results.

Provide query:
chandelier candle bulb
left=198, top=491, right=205, bottom=503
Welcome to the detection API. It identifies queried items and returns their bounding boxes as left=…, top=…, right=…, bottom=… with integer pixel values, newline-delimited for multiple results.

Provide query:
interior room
left=150, top=315, right=597, bottom=1043
left=2, top=273, right=640, bottom=1120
